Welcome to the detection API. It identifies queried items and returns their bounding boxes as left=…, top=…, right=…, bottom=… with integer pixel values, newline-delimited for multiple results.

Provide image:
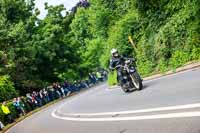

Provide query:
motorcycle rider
left=109, top=48, right=134, bottom=85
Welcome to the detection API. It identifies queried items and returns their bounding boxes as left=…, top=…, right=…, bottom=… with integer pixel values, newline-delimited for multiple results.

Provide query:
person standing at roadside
left=53, top=83, right=61, bottom=98
left=89, top=73, right=96, bottom=84
left=13, top=97, right=25, bottom=116
left=96, top=71, right=102, bottom=82
left=0, top=121, right=4, bottom=130
left=1, top=101, right=14, bottom=124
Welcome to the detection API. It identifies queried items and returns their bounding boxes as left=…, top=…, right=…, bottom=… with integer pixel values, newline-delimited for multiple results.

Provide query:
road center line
left=52, top=111, right=200, bottom=121
left=58, top=103, right=200, bottom=116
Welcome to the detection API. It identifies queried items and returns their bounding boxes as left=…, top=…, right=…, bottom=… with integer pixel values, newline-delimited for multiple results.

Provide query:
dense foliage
left=71, top=0, right=199, bottom=85
left=0, top=0, right=199, bottom=94
left=0, top=0, right=82, bottom=94
left=0, top=76, right=18, bottom=102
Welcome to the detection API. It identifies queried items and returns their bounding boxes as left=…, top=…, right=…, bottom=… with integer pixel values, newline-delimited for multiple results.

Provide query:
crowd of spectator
left=0, top=70, right=108, bottom=130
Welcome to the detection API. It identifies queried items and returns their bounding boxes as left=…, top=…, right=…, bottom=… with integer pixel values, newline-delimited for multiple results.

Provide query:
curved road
left=7, top=68, right=200, bottom=133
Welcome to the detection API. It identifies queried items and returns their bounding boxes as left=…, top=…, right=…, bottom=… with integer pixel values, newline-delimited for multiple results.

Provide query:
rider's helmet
left=111, top=48, right=119, bottom=57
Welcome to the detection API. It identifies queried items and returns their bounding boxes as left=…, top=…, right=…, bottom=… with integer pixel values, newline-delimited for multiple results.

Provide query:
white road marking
left=57, top=103, right=200, bottom=116
left=52, top=111, right=200, bottom=122
left=7, top=68, right=200, bottom=131
left=52, top=103, right=200, bottom=121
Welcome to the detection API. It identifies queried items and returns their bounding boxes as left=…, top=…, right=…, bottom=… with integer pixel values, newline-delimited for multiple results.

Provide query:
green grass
left=107, top=71, right=118, bottom=86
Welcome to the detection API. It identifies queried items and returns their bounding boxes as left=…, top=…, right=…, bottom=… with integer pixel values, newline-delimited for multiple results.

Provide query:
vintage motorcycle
left=117, top=58, right=143, bottom=92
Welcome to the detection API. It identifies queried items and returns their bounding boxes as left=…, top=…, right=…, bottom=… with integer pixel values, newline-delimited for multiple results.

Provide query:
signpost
left=128, top=36, right=137, bottom=49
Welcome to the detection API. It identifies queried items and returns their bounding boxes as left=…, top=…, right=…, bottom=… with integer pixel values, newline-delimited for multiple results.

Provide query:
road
left=6, top=67, right=200, bottom=133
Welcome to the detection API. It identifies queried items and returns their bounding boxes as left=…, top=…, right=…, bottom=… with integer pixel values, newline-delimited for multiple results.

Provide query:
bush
left=0, top=76, right=18, bottom=102
left=157, top=58, right=169, bottom=73
left=191, top=47, right=200, bottom=60
left=169, top=51, right=190, bottom=69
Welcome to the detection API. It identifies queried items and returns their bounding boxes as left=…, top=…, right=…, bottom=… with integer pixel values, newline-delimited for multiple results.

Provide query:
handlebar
left=110, top=58, right=135, bottom=71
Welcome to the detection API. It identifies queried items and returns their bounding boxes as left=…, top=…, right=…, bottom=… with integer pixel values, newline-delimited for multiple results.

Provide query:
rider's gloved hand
left=109, top=66, right=114, bottom=72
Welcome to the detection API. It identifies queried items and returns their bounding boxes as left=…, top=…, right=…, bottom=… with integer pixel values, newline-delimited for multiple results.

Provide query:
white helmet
left=111, top=48, right=118, bottom=54
left=110, top=48, right=119, bottom=57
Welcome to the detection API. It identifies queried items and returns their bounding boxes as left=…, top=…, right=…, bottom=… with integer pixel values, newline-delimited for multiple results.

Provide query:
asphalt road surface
left=6, top=67, right=200, bottom=133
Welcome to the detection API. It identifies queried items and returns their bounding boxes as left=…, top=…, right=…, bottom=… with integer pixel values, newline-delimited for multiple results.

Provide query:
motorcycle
left=117, top=58, right=143, bottom=92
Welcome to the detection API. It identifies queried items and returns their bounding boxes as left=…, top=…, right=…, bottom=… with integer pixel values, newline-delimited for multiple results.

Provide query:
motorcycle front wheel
left=130, top=71, right=143, bottom=90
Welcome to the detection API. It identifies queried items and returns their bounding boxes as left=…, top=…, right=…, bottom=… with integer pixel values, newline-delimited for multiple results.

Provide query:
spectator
left=102, top=69, right=108, bottom=80
left=13, top=97, right=25, bottom=116
left=43, top=88, right=50, bottom=103
left=63, top=81, right=71, bottom=96
left=53, top=83, right=61, bottom=99
left=92, top=72, right=98, bottom=81
left=85, top=80, right=91, bottom=87
left=0, top=121, right=4, bottom=130
left=0, top=69, right=105, bottom=125
left=73, top=81, right=80, bottom=91
left=57, top=83, right=65, bottom=98
left=47, top=86, right=55, bottom=101
left=89, top=73, right=96, bottom=84
left=1, top=101, right=14, bottom=124
left=31, top=92, right=39, bottom=108
left=34, top=92, right=43, bottom=107
left=96, top=71, right=102, bottom=81
left=70, top=82, right=76, bottom=92
left=82, top=81, right=89, bottom=88
left=39, top=90, right=46, bottom=105
left=26, top=93, right=34, bottom=110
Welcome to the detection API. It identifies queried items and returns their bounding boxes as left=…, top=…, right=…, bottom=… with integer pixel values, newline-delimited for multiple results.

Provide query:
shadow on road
left=125, top=80, right=157, bottom=94
left=142, top=80, right=157, bottom=90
